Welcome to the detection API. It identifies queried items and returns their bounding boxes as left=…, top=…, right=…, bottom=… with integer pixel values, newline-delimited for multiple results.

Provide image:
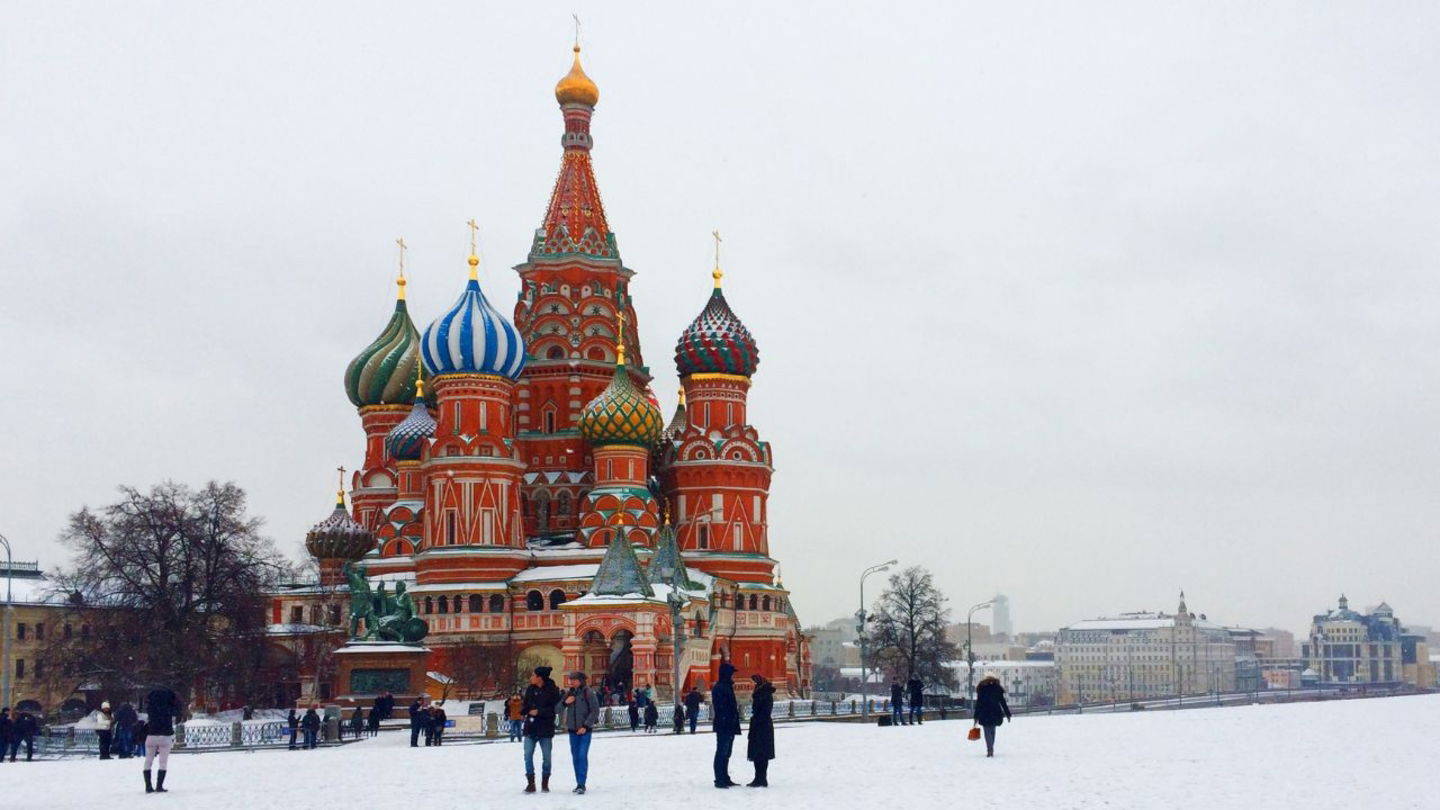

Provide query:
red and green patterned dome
left=674, top=280, right=759, bottom=378
left=579, top=363, right=665, bottom=447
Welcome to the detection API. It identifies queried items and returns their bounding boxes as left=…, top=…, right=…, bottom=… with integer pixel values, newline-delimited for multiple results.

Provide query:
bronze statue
left=343, top=563, right=428, bottom=643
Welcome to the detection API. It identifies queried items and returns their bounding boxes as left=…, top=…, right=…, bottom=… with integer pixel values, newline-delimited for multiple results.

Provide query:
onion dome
left=580, top=333, right=664, bottom=446
left=385, top=377, right=436, bottom=462
left=555, top=45, right=599, bottom=107
left=344, top=277, right=428, bottom=407
left=421, top=254, right=527, bottom=379
left=305, top=494, right=376, bottom=562
left=674, top=268, right=759, bottom=378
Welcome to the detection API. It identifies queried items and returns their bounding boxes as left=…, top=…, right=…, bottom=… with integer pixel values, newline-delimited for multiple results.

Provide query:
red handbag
left=967, top=726, right=981, bottom=741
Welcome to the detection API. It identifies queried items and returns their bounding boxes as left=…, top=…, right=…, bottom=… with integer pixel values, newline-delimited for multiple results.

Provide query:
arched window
left=453, top=595, right=464, bottom=613
left=490, top=594, right=505, bottom=613
left=526, top=590, right=544, bottom=611
left=536, top=494, right=551, bottom=532
left=694, top=611, right=705, bottom=638
left=748, top=594, right=758, bottom=611
left=437, top=596, right=449, bottom=614
left=424, top=597, right=434, bottom=615
left=549, top=589, right=567, bottom=610
left=469, top=595, right=483, bottom=613
left=546, top=346, right=564, bottom=361
left=557, top=492, right=572, bottom=520
left=583, top=630, right=604, bottom=645
left=762, top=596, right=771, bottom=612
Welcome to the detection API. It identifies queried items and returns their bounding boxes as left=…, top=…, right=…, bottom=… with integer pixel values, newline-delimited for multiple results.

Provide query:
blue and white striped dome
left=421, top=272, right=527, bottom=380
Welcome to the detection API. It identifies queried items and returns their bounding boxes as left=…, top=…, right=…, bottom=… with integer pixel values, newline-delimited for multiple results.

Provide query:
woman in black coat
left=746, top=674, right=775, bottom=787
left=972, top=673, right=1012, bottom=758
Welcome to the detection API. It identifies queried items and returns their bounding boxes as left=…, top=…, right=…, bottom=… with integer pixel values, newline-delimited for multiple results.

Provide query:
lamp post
left=666, top=588, right=687, bottom=708
left=857, top=559, right=897, bottom=722
left=0, top=532, right=13, bottom=712
left=965, top=599, right=994, bottom=706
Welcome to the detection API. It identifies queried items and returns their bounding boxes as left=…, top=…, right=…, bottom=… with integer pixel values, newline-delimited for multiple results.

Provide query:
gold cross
left=711, top=229, right=724, bottom=288
left=336, top=466, right=346, bottom=504
left=616, top=309, right=626, bottom=364
left=466, top=218, right=479, bottom=255
left=572, top=13, right=581, bottom=48
left=395, top=237, right=407, bottom=278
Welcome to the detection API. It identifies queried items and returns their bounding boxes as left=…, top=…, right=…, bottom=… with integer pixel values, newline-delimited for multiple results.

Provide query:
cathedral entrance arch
left=606, top=629, right=634, bottom=693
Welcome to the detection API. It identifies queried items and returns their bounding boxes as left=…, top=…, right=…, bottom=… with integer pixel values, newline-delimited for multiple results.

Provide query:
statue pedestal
left=333, top=640, right=432, bottom=708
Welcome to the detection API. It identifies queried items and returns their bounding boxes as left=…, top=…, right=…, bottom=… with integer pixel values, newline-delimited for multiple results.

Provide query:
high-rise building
left=991, top=594, right=1013, bottom=639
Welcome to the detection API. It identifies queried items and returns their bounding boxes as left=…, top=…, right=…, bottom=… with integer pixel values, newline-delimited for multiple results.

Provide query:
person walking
left=626, top=696, right=640, bottom=732
left=0, top=708, right=11, bottom=764
left=10, top=710, right=37, bottom=762
left=562, top=671, right=598, bottom=795
left=972, top=672, right=1013, bottom=758
left=366, top=704, right=380, bottom=738
left=286, top=708, right=299, bottom=750
left=115, top=702, right=138, bottom=759
left=349, top=707, right=363, bottom=740
left=408, top=698, right=428, bottom=747
left=301, top=705, right=321, bottom=750
left=429, top=703, right=447, bottom=746
left=908, top=676, right=925, bottom=725
left=684, top=686, right=703, bottom=734
left=890, top=680, right=905, bottom=726
left=643, top=700, right=658, bottom=733
left=522, top=665, right=561, bottom=793
left=746, top=674, right=776, bottom=787
left=96, top=701, right=115, bottom=759
left=711, top=662, right=742, bottom=788
left=142, top=685, right=182, bottom=793
left=506, top=693, right=524, bottom=742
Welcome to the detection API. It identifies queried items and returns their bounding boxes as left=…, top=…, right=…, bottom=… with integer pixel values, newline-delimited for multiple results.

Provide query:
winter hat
left=101, top=701, right=111, bottom=710
left=535, top=665, right=553, bottom=679
left=568, top=671, right=588, bottom=682
left=751, top=674, right=764, bottom=684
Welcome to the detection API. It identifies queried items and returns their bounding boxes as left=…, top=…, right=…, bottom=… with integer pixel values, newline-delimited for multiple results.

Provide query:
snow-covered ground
left=1, top=694, right=1436, bottom=809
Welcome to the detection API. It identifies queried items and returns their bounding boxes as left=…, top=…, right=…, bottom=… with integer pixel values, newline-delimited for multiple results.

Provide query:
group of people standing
left=889, top=677, right=928, bottom=726
left=285, top=706, right=324, bottom=750
left=0, top=707, right=40, bottom=762
left=406, top=699, right=449, bottom=747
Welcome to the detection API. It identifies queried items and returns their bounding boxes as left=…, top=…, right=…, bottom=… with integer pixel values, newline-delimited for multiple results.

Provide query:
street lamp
left=857, top=559, right=897, bottom=722
left=666, top=588, right=687, bottom=709
left=965, top=599, right=994, bottom=706
left=0, top=532, right=13, bottom=712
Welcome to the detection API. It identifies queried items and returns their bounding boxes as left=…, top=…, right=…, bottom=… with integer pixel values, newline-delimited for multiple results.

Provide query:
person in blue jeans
left=562, top=671, right=599, bottom=794
left=711, top=662, right=742, bottom=788
left=522, top=666, right=561, bottom=793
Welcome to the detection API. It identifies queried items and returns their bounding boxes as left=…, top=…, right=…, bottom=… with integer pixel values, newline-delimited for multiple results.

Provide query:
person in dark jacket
left=142, top=686, right=182, bottom=793
left=711, top=662, right=742, bottom=788
left=746, top=674, right=776, bottom=787
left=286, top=709, right=299, bottom=750
left=428, top=703, right=447, bottom=746
left=349, top=707, right=363, bottom=740
left=301, top=705, right=321, bottom=750
left=643, top=700, right=659, bottom=733
left=0, top=708, right=11, bottom=763
left=115, top=702, right=139, bottom=759
left=366, top=705, right=381, bottom=737
left=907, top=677, right=925, bottom=725
left=972, top=673, right=1012, bottom=757
left=408, top=698, right=428, bottom=747
left=9, top=710, right=37, bottom=762
left=684, top=687, right=703, bottom=734
left=562, top=671, right=599, bottom=794
left=890, top=680, right=905, bottom=725
left=522, top=665, right=561, bottom=793
left=626, top=696, right=640, bottom=732
left=672, top=702, right=686, bottom=735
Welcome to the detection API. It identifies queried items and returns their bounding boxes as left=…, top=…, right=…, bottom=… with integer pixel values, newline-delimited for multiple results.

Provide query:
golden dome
left=555, top=45, right=599, bottom=107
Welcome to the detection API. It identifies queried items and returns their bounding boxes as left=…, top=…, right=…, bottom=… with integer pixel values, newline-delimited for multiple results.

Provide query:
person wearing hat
left=522, top=665, right=561, bottom=793
left=746, top=674, right=776, bottom=787
left=96, top=701, right=115, bottom=759
left=711, top=662, right=742, bottom=788
left=972, top=671, right=1013, bottom=758
left=562, top=671, right=599, bottom=794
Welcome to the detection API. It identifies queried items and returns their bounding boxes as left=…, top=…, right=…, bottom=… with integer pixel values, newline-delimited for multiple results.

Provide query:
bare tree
left=448, top=637, right=521, bottom=699
left=46, top=481, right=294, bottom=707
left=870, top=566, right=959, bottom=690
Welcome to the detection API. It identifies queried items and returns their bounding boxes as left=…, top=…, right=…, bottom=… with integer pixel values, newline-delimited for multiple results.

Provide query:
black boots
left=541, top=774, right=551, bottom=792
left=525, top=775, right=536, bottom=794
left=156, top=770, right=168, bottom=793
left=144, top=771, right=153, bottom=794
left=747, top=762, right=769, bottom=788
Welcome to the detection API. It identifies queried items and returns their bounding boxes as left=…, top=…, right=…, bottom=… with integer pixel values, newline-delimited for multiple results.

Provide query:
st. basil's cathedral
left=271, top=43, right=812, bottom=703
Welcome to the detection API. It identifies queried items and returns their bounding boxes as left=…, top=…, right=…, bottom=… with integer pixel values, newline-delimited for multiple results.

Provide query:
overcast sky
left=3, top=2, right=1438, bottom=638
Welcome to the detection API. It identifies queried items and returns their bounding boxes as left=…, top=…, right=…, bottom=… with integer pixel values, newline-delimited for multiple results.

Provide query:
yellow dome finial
left=616, top=309, right=627, bottom=365
left=335, top=466, right=346, bottom=507
left=555, top=23, right=600, bottom=108
left=711, top=229, right=723, bottom=288
left=466, top=218, right=480, bottom=280
left=414, top=354, right=425, bottom=399
left=395, top=237, right=408, bottom=300
left=677, top=387, right=685, bottom=407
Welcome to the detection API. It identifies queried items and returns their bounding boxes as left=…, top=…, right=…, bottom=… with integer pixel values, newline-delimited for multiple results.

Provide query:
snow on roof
left=511, top=564, right=599, bottom=583
left=567, top=593, right=667, bottom=607
left=427, top=671, right=455, bottom=685
left=334, top=643, right=430, bottom=655
left=1064, top=614, right=1227, bottom=632
left=408, top=581, right=508, bottom=594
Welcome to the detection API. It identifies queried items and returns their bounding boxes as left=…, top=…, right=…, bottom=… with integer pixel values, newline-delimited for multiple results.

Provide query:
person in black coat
left=142, top=687, right=182, bottom=793
left=115, top=702, right=139, bottom=759
left=626, top=696, right=640, bottom=732
left=408, top=699, right=428, bottom=747
left=366, top=705, right=380, bottom=737
left=301, top=706, right=321, bottom=750
left=0, top=708, right=11, bottom=762
left=972, top=673, right=1012, bottom=757
left=286, top=709, right=299, bottom=750
left=907, top=677, right=925, bottom=725
left=683, top=687, right=703, bottom=734
left=521, top=666, right=561, bottom=793
left=9, top=711, right=37, bottom=762
left=890, top=680, right=905, bottom=725
left=711, top=662, right=742, bottom=788
left=428, top=704, right=447, bottom=746
left=746, top=674, right=776, bottom=787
